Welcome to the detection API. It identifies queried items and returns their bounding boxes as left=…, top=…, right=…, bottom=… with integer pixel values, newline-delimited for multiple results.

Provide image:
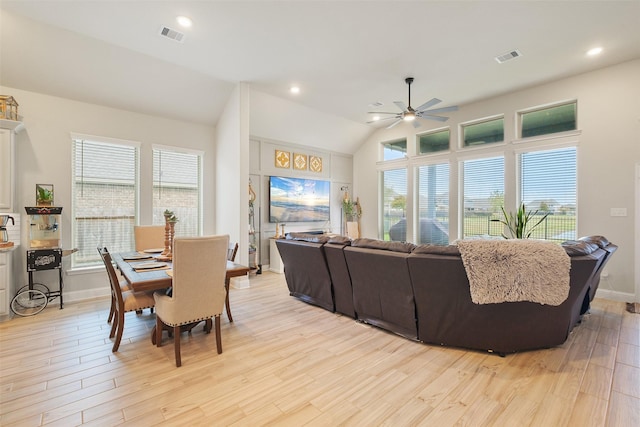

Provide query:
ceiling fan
left=368, top=77, right=459, bottom=129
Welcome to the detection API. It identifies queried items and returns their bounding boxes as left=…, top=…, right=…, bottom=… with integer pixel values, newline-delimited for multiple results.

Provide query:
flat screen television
left=269, top=176, right=330, bottom=223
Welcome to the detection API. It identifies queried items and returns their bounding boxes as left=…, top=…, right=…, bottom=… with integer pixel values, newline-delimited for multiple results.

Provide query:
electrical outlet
left=602, top=270, right=609, bottom=278
left=610, top=208, right=627, bottom=217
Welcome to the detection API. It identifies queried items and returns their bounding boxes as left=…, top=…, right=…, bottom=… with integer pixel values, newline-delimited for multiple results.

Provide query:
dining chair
left=154, top=235, right=229, bottom=367
left=227, top=242, right=238, bottom=262
left=134, top=225, right=165, bottom=252
left=97, top=246, right=132, bottom=324
left=98, top=247, right=156, bottom=352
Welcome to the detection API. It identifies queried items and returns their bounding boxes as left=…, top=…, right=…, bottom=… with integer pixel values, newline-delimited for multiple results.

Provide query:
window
left=382, top=168, right=407, bottom=241
left=520, top=146, right=577, bottom=241
left=520, top=102, right=576, bottom=138
left=153, top=148, right=202, bottom=237
left=416, top=163, right=449, bottom=245
left=462, top=156, right=504, bottom=238
left=462, top=117, right=504, bottom=147
left=72, top=137, right=138, bottom=268
left=418, top=129, right=450, bottom=154
left=382, top=138, right=407, bottom=161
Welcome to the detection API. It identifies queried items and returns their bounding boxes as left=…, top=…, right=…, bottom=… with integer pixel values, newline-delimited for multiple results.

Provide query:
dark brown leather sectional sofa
left=275, top=234, right=617, bottom=354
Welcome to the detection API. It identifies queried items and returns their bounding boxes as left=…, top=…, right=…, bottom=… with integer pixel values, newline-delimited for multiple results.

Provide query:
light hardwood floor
left=1, top=272, right=638, bottom=426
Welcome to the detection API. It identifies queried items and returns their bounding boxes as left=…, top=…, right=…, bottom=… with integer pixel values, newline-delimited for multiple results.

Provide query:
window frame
left=460, top=115, right=505, bottom=148
left=517, top=100, right=577, bottom=140
left=70, top=133, right=141, bottom=270
left=417, top=127, right=451, bottom=155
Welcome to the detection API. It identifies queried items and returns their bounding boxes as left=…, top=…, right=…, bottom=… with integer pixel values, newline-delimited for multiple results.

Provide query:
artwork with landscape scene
left=269, top=176, right=330, bottom=222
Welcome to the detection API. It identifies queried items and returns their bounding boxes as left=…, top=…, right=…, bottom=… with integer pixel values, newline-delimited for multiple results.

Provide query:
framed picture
left=36, top=184, right=54, bottom=206
left=275, top=150, right=290, bottom=168
left=309, top=155, right=323, bottom=172
left=293, top=153, right=308, bottom=170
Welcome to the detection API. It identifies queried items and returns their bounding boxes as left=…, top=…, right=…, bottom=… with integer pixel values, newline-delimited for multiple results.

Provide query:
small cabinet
left=0, top=250, right=15, bottom=320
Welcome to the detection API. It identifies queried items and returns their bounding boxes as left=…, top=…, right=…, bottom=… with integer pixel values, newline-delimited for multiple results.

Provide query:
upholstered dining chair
left=154, top=235, right=229, bottom=367
left=98, top=247, right=156, bottom=352
left=134, top=225, right=165, bottom=252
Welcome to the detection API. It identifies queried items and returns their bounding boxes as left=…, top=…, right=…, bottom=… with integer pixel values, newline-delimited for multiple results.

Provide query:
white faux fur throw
left=457, top=239, right=570, bottom=306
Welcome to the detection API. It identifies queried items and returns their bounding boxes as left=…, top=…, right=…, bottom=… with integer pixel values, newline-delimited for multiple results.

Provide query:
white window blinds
left=462, top=156, right=504, bottom=238
left=72, top=138, right=138, bottom=268
left=152, top=148, right=202, bottom=237
left=416, top=163, right=450, bottom=245
left=520, top=146, right=577, bottom=241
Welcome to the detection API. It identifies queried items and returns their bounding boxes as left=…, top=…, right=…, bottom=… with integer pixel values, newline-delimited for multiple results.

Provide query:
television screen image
left=269, top=176, right=330, bottom=222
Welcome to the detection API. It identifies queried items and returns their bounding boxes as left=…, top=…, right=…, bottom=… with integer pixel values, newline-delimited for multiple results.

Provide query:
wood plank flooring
left=1, top=272, right=638, bottom=426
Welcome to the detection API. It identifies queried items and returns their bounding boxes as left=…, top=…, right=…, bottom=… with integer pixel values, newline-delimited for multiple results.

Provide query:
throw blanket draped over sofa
left=457, top=239, right=570, bottom=306
left=276, top=234, right=617, bottom=354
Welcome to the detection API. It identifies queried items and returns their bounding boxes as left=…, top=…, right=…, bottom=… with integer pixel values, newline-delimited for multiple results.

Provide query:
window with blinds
left=520, top=146, right=577, bottom=241
left=72, top=138, right=138, bottom=268
left=382, top=168, right=407, bottom=241
left=152, top=148, right=202, bottom=237
left=416, top=163, right=450, bottom=245
left=462, top=156, right=504, bottom=238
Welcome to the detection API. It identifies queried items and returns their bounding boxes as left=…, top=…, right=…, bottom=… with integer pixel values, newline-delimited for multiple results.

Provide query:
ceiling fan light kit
left=369, top=77, right=459, bottom=129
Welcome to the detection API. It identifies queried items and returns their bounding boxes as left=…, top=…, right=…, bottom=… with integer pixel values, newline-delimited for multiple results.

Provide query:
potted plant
left=36, top=185, right=54, bottom=206
left=492, top=203, right=549, bottom=239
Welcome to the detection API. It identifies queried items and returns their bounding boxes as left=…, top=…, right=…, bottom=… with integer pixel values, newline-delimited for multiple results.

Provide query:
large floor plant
left=492, top=203, right=550, bottom=239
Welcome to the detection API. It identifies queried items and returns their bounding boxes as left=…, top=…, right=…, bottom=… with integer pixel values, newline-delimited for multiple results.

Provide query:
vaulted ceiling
left=1, top=1, right=639, bottom=153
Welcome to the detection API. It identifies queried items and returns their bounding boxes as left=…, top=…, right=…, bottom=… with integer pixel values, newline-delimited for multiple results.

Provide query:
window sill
left=66, top=265, right=104, bottom=276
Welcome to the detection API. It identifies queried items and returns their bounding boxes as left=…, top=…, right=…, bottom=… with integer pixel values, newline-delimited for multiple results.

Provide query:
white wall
left=215, top=83, right=250, bottom=266
left=1, top=86, right=216, bottom=301
left=353, top=59, right=640, bottom=300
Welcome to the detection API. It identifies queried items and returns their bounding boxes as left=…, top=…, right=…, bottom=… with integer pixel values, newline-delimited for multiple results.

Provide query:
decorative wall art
left=309, top=155, right=323, bottom=173
left=275, top=150, right=290, bottom=168
left=293, top=153, right=308, bottom=170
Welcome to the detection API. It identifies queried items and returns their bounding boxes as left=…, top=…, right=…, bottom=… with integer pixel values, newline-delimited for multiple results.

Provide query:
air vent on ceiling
left=495, top=49, right=522, bottom=64
left=159, top=26, right=185, bottom=43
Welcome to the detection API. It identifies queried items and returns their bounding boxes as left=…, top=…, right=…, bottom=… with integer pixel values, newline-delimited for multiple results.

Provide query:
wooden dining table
left=112, top=252, right=251, bottom=323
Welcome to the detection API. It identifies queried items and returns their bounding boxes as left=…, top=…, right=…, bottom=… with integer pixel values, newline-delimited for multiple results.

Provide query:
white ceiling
left=1, top=1, right=639, bottom=150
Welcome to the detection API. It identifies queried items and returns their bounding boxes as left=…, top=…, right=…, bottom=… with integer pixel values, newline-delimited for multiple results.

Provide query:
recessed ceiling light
left=372, top=115, right=380, bottom=122
left=587, top=47, right=603, bottom=56
left=290, top=86, right=300, bottom=94
left=176, top=16, right=193, bottom=28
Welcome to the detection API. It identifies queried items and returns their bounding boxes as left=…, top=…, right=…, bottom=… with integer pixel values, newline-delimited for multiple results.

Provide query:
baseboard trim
left=595, top=288, right=636, bottom=302
left=231, top=275, right=250, bottom=289
left=64, top=287, right=110, bottom=304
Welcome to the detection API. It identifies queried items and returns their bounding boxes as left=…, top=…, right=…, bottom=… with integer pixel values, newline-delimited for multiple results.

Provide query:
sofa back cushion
left=351, top=238, right=416, bottom=253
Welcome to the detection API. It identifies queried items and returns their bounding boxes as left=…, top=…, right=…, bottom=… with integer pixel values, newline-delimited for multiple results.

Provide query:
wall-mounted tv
left=269, top=176, right=330, bottom=223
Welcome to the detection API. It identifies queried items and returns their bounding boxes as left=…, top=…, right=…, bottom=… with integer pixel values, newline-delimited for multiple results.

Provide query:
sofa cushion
left=351, top=238, right=416, bottom=253
left=285, top=233, right=330, bottom=244
left=579, top=235, right=610, bottom=248
left=561, top=240, right=599, bottom=256
left=327, top=235, right=352, bottom=245
left=412, top=244, right=461, bottom=256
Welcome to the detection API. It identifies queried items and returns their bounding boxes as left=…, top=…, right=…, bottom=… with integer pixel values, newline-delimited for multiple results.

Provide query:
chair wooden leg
left=107, top=297, right=115, bottom=324
left=204, top=318, right=212, bottom=334
left=173, top=326, right=181, bottom=367
left=225, top=280, right=233, bottom=322
left=109, top=312, right=118, bottom=339
left=155, top=316, right=163, bottom=347
left=215, top=315, right=222, bottom=354
left=112, top=311, right=125, bottom=352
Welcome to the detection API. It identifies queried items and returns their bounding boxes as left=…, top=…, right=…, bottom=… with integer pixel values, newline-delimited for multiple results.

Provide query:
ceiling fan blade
left=415, top=98, right=441, bottom=112
left=386, top=119, right=403, bottom=129
left=367, top=116, right=401, bottom=124
left=393, top=101, right=408, bottom=112
left=418, top=114, right=450, bottom=122
left=367, top=111, right=403, bottom=115
left=420, top=105, right=459, bottom=115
